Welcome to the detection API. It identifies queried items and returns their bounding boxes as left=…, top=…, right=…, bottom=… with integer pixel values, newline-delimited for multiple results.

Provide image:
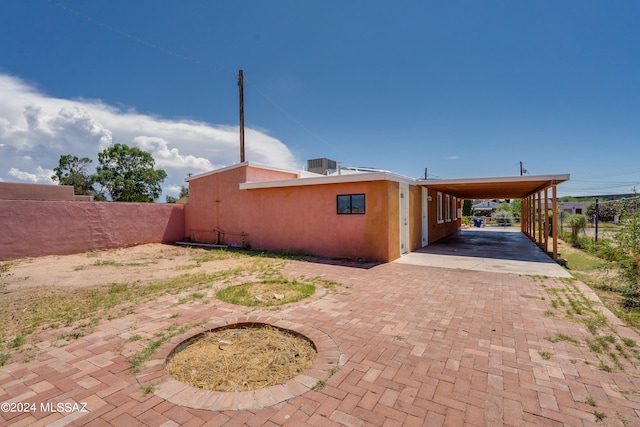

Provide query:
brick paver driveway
left=2, top=241, right=640, bottom=425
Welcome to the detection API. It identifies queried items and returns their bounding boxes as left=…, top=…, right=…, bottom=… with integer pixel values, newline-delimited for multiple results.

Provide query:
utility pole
left=238, top=69, right=245, bottom=163
left=595, top=198, right=599, bottom=243
left=520, top=161, right=523, bottom=176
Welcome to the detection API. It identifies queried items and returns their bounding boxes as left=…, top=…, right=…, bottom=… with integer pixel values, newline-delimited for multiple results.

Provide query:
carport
left=419, top=174, right=570, bottom=259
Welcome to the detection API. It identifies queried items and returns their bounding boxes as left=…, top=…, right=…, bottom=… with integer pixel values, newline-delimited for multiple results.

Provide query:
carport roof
left=418, top=174, right=570, bottom=200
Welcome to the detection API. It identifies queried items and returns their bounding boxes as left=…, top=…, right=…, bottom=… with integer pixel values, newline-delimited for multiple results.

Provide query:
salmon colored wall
left=409, top=184, right=423, bottom=252
left=0, top=200, right=185, bottom=261
left=186, top=165, right=397, bottom=261
left=245, top=167, right=298, bottom=182
left=186, top=165, right=463, bottom=262
left=385, top=182, right=400, bottom=261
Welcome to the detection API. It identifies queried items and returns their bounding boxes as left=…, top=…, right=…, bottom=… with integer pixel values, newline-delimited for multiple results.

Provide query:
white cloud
left=8, top=166, right=54, bottom=183
left=448, top=155, right=460, bottom=160
left=0, top=73, right=299, bottom=198
left=165, top=185, right=184, bottom=195
left=133, top=136, right=212, bottom=171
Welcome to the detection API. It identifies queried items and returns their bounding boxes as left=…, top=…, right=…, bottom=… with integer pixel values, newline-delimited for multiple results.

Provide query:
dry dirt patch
left=0, top=244, right=256, bottom=362
left=1, top=243, right=246, bottom=292
left=0, top=244, right=333, bottom=376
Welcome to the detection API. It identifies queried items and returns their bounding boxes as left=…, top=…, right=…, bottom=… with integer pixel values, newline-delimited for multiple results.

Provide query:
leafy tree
left=51, top=154, right=95, bottom=195
left=617, top=211, right=640, bottom=260
left=511, top=199, right=521, bottom=215
left=615, top=208, right=640, bottom=308
left=496, top=201, right=511, bottom=212
left=166, top=195, right=178, bottom=204
left=179, top=185, right=189, bottom=199
left=95, top=144, right=167, bottom=202
left=587, top=202, right=618, bottom=222
left=462, top=200, right=472, bottom=217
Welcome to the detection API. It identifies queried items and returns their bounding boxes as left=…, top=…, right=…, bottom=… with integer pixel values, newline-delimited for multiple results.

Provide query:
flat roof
left=239, top=170, right=415, bottom=190
left=419, top=174, right=570, bottom=199
left=188, top=162, right=569, bottom=199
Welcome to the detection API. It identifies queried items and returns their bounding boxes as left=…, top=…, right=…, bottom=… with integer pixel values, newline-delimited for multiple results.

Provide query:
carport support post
left=523, top=196, right=530, bottom=238
left=520, top=196, right=529, bottom=234
left=520, top=198, right=525, bottom=234
left=523, top=197, right=528, bottom=236
left=532, top=194, right=536, bottom=241
left=544, top=187, right=549, bottom=253
left=552, top=184, right=558, bottom=259
left=538, top=191, right=543, bottom=247
left=530, top=194, right=535, bottom=239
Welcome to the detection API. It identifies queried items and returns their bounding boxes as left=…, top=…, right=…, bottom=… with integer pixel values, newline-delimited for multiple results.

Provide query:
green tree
left=496, top=201, right=511, bottom=212
left=616, top=209, right=640, bottom=308
left=179, top=185, right=189, bottom=199
left=511, top=199, right=521, bottom=214
left=462, top=200, right=472, bottom=217
left=587, top=202, right=617, bottom=222
left=95, top=144, right=167, bottom=202
left=51, top=154, right=95, bottom=195
left=617, top=211, right=640, bottom=260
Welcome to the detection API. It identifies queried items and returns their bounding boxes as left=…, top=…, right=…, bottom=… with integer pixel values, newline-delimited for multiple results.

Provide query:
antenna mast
left=238, top=69, right=245, bottom=163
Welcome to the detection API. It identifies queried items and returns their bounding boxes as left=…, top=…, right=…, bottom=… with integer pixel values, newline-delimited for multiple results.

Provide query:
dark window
left=337, top=194, right=366, bottom=214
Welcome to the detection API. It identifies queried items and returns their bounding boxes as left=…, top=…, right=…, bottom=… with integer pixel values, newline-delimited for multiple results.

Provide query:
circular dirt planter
left=165, top=323, right=317, bottom=392
left=136, top=316, right=341, bottom=411
left=215, top=280, right=316, bottom=307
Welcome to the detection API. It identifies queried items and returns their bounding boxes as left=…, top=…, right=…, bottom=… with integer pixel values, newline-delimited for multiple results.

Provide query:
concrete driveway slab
left=397, top=227, right=572, bottom=278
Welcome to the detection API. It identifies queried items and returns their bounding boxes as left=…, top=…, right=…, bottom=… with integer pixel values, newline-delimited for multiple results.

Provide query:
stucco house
left=184, top=161, right=460, bottom=262
left=184, top=161, right=569, bottom=262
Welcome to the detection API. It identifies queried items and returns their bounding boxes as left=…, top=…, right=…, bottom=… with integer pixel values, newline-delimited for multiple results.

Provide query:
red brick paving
left=2, top=259, right=640, bottom=426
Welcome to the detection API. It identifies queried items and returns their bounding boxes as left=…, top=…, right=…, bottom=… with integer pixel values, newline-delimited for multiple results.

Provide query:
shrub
left=617, top=211, right=640, bottom=259
left=566, top=214, right=587, bottom=247
left=491, top=210, right=514, bottom=226
left=617, top=210, right=640, bottom=308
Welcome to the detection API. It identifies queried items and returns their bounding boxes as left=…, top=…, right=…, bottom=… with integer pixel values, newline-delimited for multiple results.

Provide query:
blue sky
left=1, top=1, right=638, bottom=198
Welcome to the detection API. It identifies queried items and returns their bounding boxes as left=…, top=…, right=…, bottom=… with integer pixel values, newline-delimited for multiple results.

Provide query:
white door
left=399, top=184, right=409, bottom=255
left=421, top=187, right=429, bottom=247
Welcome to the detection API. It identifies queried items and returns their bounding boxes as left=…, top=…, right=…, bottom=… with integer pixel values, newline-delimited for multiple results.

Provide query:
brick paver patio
left=2, top=258, right=640, bottom=426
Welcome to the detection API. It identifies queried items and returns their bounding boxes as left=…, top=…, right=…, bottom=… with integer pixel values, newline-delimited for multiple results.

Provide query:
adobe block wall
left=0, top=200, right=185, bottom=261
left=0, top=182, right=75, bottom=201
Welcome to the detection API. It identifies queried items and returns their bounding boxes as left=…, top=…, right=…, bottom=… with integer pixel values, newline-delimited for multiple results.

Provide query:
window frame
left=337, top=193, right=366, bottom=215
left=445, top=194, right=451, bottom=222
left=437, top=192, right=444, bottom=224
left=452, top=196, right=457, bottom=221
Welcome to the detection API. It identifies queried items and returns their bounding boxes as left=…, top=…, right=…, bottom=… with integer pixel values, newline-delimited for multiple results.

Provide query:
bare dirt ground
left=0, top=244, right=319, bottom=386
left=0, top=243, right=247, bottom=292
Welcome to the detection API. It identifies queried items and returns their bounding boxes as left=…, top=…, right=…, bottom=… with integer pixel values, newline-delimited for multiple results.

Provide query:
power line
left=47, top=0, right=235, bottom=77
left=243, top=76, right=334, bottom=149
left=47, top=0, right=333, bottom=150
left=573, top=167, right=640, bottom=180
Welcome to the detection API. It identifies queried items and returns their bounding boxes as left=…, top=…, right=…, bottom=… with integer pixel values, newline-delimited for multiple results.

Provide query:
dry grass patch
left=165, top=324, right=316, bottom=392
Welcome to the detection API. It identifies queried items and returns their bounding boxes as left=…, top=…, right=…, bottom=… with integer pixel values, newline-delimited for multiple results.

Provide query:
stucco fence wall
left=0, top=200, right=185, bottom=261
